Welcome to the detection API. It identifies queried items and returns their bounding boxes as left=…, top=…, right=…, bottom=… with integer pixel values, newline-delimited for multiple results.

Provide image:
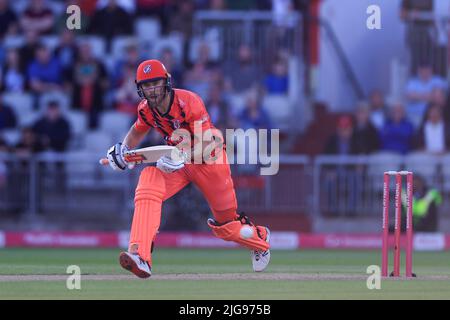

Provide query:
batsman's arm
left=99, top=126, right=148, bottom=166
left=122, top=125, right=148, bottom=150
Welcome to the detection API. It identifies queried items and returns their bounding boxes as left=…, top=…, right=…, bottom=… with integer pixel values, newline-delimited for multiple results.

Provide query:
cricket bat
left=99, top=145, right=178, bottom=166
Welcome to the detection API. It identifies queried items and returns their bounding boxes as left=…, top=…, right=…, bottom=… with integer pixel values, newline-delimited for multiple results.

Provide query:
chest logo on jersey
left=171, top=119, right=181, bottom=129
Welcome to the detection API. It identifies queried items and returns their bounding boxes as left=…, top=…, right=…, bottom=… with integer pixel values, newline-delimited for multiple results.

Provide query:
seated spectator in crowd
left=183, top=43, right=217, bottom=101
left=67, top=42, right=109, bottom=129
left=0, top=0, right=19, bottom=39
left=18, top=30, right=40, bottom=74
left=416, top=104, right=450, bottom=154
left=263, top=57, right=288, bottom=94
left=426, top=88, right=450, bottom=124
left=159, top=47, right=183, bottom=88
left=205, top=83, right=236, bottom=133
left=379, top=103, right=415, bottom=154
left=0, top=97, right=17, bottom=130
left=368, top=89, right=388, bottom=131
left=32, top=101, right=71, bottom=152
left=223, top=44, right=261, bottom=94
left=88, top=0, right=133, bottom=50
left=210, top=0, right=227, bottom=10
left=28, top=44, right=63, bottom=101
left=54, top=30, right=78, bottom=76
left=239, top=89, right=272, bottom=130
left=15, top=127, right=45, bottom=156
left=352, top=103, right=380, bottom=154
left=19, top=0, right=55, bottom=36
left=0, top=48, right=25, bottom=92
left=324, top=115, right=356, bottom=155
left=405, top=64, right=447, bottom=128
left=112, top=44, right=141, bottom=88
left=115, top=65, right=140, bottom=115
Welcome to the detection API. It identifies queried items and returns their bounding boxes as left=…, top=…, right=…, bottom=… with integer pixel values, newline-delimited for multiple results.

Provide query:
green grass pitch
left=0, top=248, right=449, bottom=299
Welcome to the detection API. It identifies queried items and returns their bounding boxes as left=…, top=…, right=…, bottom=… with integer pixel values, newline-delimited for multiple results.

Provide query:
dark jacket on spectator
left=352, top=122, right=380, bottom=154
left=379, top=119, right=415, bottom=154
left=0, top=103, right=17, bottom=129
left=32, top=117, right=71, bottom=152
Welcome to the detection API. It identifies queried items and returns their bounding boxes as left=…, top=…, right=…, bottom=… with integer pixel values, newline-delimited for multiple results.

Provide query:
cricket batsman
left=105, top=59, right=270, bottom=278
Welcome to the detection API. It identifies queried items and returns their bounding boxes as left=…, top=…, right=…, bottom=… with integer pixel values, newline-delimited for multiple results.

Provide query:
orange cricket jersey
left=134, top=89, right=218, bottom=147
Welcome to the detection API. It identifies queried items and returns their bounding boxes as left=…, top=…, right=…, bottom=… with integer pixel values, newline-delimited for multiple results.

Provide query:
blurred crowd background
left=0, top=0, right=449, bottom=233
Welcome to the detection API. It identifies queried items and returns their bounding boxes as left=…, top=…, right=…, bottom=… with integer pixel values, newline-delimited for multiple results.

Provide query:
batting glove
left=156, top=155, right=185, bottom=173
left=107, top=143, right=135, bottom=171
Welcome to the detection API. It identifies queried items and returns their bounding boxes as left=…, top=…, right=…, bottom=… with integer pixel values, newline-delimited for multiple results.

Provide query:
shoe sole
left=119, top=252, right=151, bottom=279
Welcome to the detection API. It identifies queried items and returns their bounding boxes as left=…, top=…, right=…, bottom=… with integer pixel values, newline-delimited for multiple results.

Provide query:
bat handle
left=99, top=158, right=109, bottom=166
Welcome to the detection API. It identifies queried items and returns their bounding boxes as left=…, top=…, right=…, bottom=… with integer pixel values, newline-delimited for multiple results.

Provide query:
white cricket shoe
left=251, top=227, right=271, bottom=272
left=119, top=251, right=152, bottom=279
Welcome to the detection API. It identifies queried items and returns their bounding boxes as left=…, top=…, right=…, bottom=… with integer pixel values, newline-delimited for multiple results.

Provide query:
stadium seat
left=111, top=36, right=138, bottom=61
left=39, top=91, right=70, bottom=112
left=135, top=18, right=161, bottom=42
left=2, top=35, right=24, bottom=49
left=263, top=95, right=292, bottom=129
left=65, top=110, right=88, bottom=149
left=41, top=35, right=59, bottom=51
left=367, top=152, right=403, bottom=191
left=77, top=36, right=106, bottom=59
left=404, top=151, right=440, bottom=186
left=99, top=111, right=133, bottom=142
left=152, top=34, right=184, bottom=65
left=84, top=131, right=112, bottom=153
left=1, top=129, right=21, bottom=147
left=2, top=92, right=35, bottom=127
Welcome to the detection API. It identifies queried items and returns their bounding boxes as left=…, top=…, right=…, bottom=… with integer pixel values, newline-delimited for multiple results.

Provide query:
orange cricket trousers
left=129, top=156, right=238, bottom=264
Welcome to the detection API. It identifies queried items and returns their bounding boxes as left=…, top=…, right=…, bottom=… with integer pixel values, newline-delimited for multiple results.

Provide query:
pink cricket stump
left=382, top=173, right=390, bottom=277
left=393, top=173, right=402, bottom=277
left=406, top=172, right=414, bottom=277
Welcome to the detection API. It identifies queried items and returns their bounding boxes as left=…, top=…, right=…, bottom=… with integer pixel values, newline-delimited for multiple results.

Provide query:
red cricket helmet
left=135, top=59, right=172, bottom=99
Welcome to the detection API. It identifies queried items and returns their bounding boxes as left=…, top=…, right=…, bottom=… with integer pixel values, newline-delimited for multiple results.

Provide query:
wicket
left=382, top=171, right=416, bottom=278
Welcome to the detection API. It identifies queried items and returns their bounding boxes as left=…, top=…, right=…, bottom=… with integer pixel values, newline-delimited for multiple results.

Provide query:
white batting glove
left=156, top=155, right=184, bottom=173
left=107, top=143, right=135, bottom=171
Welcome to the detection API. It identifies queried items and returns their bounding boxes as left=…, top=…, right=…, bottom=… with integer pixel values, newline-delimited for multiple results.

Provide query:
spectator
left=416, top=104, right=450, bottom=154
left=0, top=97, right=17, bottom=130
left=54, top=30, right=78, bottom=76
left=115, top=65, right=140, bottom=115
left=168, top=1, right=194, bottom=65
left=368, top=89, right=388, bottom=131
left=426, top=87, right=450, bottom=124
left=210, top=0, right=227, bottom=10
left=15, top=127, right=45, bottom=156
left=239, top=89, right=272, bottom=130
left=205, top=83, right=236, bottom=133
left=223, top=44, right=261, bottom=94
left=1, top=48, right=25, bottom=92
left=183, top=43, right=217, bottom=101
left=67, top=42, right=109, bottom=129
left=159, top=47, right=183, bottom=87
left=324, top=115, right=355, bottom=155
left=264, top=57, right=288, bottom=94
left=28, top=44, right=62, bottom=107
left=405, top=63, right=447, bottom=128
left=19, top=0, right=55, bottom=36
left=18, top=30, right=40, bottom=74
left=88, top=0, right=133, bottom=50
left=32, top=101, right=71, bottom=152
left=352, top=103, right=380, bottom=154
left=379, top=103, right=415, bottom=154
left=0, top=0, right=19, bottom=39
left=112, top=44, right=141, bottom=88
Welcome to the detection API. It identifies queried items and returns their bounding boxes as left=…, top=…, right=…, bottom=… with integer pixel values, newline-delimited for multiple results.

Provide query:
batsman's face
left=141, top=79, right=166, bottom=107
